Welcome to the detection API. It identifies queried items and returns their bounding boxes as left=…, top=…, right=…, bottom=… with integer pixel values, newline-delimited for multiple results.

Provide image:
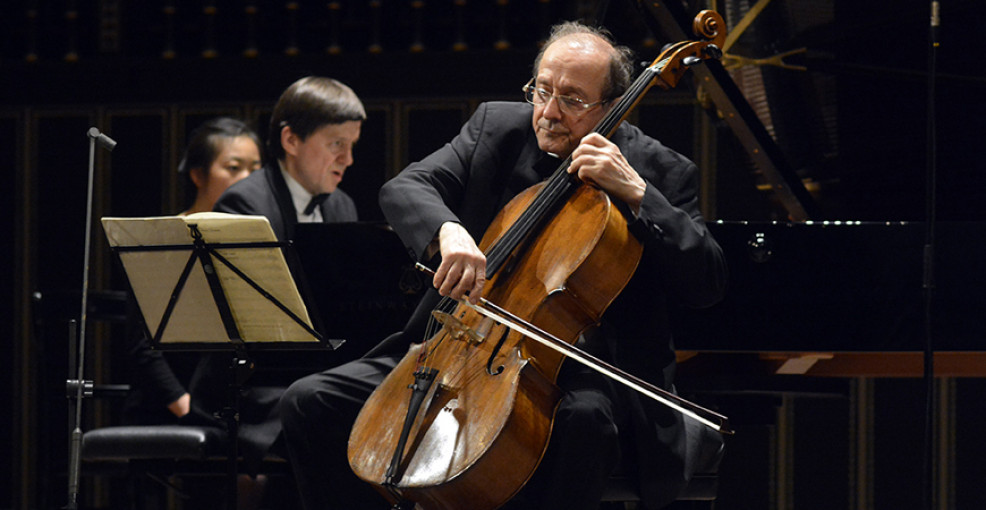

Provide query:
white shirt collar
left=279, top=161, right=323, bottom=223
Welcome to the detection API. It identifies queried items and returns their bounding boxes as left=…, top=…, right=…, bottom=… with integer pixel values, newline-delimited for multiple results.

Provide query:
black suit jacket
left=214, top=163, right=358, bottom=240
left=377, top=101, right=727, bottom=508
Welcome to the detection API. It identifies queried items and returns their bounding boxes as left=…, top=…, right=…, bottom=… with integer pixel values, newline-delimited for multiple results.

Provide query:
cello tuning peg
left=703, top=45, right=723, bottom=60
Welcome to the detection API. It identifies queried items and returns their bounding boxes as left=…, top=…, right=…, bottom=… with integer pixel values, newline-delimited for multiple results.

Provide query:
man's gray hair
left=532, top=21, right=635, bottom=101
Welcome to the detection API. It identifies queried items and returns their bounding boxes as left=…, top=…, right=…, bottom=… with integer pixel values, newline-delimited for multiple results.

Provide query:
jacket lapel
left=266, top=165, right=298, bottom=240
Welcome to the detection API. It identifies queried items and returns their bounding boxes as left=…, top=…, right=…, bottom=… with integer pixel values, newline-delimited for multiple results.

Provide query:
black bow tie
left=303, top=193, right=331, bottom=215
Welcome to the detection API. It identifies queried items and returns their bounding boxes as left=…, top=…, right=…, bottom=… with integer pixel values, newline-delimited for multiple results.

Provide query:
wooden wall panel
left=403, top=102, right=471, bottom=167
left=28, top=112, right=95, bottom=510
left=1, top=112, right=20, bottom=510
left=343, top=106, right=391, bottom=222
left=954, top=379, right=986, bottom=508
left=106, top=111, right=168, bottom=218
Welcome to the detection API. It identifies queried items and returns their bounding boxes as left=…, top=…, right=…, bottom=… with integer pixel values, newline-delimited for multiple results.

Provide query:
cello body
left=348, top=183, right=641, bottom=509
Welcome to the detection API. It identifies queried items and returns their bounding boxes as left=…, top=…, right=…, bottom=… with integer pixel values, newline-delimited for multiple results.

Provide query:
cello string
left=433, top=57, right=664, bottom=360
left=485, top=171, right=568, bottom=274
left=367, top=27, right=725, bottom=504
left=451, top=41, right=682, bottom=313
left=484, top=59, right=661, bottom=269
left=421, top=56, right=664, bottom=369
left=486, top=59, right=661, bottom=272
left=485, top=163, right=578, bottom=276
left=425, top=310, right=512, bottom=392
left=432, top=36, right=681, bottom=335
left=419, top=296, right=458, bottom=363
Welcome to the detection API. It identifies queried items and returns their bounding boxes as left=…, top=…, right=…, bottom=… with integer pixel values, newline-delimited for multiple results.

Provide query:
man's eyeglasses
left=522, top=78, right=609, bottom=116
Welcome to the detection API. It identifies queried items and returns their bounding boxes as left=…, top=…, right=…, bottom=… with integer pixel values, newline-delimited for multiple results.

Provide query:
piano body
left=674, top=221, right=986, bottom=377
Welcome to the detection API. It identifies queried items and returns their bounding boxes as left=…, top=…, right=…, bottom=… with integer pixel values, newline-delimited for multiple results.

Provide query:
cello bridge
left=431, top=310, right=485, bottom=344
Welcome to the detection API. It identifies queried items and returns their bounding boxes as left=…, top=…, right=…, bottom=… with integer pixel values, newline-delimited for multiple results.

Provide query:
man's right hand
left=434, top=222, right=486, bottom=304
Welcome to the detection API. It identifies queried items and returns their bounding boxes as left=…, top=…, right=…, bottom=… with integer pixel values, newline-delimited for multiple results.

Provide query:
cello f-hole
left=485, top=343, right=506, bottom=375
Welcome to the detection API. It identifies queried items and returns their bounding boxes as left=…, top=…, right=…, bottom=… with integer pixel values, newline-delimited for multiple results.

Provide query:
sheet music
left=101, top=213, right=317, bottom=344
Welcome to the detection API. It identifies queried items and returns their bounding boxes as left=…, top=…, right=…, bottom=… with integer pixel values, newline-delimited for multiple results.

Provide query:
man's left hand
left=568, top=133, right=646, bottom=214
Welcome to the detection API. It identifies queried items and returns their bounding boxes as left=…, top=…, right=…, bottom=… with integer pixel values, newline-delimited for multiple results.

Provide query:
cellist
left=278, top=21, right=727, bottom=510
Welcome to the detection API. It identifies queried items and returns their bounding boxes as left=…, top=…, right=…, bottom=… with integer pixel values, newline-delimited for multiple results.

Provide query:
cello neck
left=483, top=60, right=660, bottom=277
left=484, top=16, right=725, bottom=278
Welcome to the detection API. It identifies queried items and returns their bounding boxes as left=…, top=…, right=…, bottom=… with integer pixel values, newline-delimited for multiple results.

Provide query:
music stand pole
left=921, top=4, right=940, bottom=510
left=65, top=128, right=116, bottom=509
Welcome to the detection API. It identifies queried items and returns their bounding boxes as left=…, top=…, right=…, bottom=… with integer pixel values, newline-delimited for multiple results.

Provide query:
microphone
left=67, top=125, right=118, bottom=508
left=87, top=127, right=117, bottom=152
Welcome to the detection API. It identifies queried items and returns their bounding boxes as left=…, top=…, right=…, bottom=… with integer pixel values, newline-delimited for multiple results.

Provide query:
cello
left=349, top=11, right=730, bottom=510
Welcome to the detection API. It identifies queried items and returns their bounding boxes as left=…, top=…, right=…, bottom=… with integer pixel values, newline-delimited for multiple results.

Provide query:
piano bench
left=82, top=425, right=229, bottom=462
left=81, top=425, right=290, bottom=506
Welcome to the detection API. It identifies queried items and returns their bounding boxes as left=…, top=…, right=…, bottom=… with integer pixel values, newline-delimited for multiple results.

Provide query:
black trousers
left=278, top=353, right=625, bottom=510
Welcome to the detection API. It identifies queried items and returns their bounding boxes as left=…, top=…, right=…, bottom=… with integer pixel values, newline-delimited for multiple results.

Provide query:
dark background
left=3, top=1, right=984, bottom=509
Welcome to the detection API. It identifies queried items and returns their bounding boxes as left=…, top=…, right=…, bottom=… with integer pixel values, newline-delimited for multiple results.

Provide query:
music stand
left=291, top=222, right=426, bottom=358
left=101, top=212, right=340, bottom=507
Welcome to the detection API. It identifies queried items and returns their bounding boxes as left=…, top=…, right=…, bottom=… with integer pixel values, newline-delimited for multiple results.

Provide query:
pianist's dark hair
left=178, top=117, right=262, bottom=208
left=268, top=76, right=367, bottom=161
left=178, top=117, right=261, bottom=176
left=532, top=21, right=635, bottom=102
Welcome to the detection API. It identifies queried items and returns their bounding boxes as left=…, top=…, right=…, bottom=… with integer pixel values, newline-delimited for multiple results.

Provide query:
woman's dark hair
left=178, top=117, right=262, bottom=176
left=267, top=76, right=366, bottom=161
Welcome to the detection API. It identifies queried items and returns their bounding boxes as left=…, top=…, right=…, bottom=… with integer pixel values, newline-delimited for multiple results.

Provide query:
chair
left=81, top=424, right=292, bottom=508
left=32, top=289, right=288, bottom=509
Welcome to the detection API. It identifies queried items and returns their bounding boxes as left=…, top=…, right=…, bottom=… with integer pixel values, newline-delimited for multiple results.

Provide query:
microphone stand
left=65, top=127, right=116, bottom=509
left=922, top=3, right=939, bottom=510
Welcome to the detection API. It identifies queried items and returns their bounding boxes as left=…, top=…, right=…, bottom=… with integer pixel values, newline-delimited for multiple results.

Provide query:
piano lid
left=633, top=0, right=985, bottom=223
